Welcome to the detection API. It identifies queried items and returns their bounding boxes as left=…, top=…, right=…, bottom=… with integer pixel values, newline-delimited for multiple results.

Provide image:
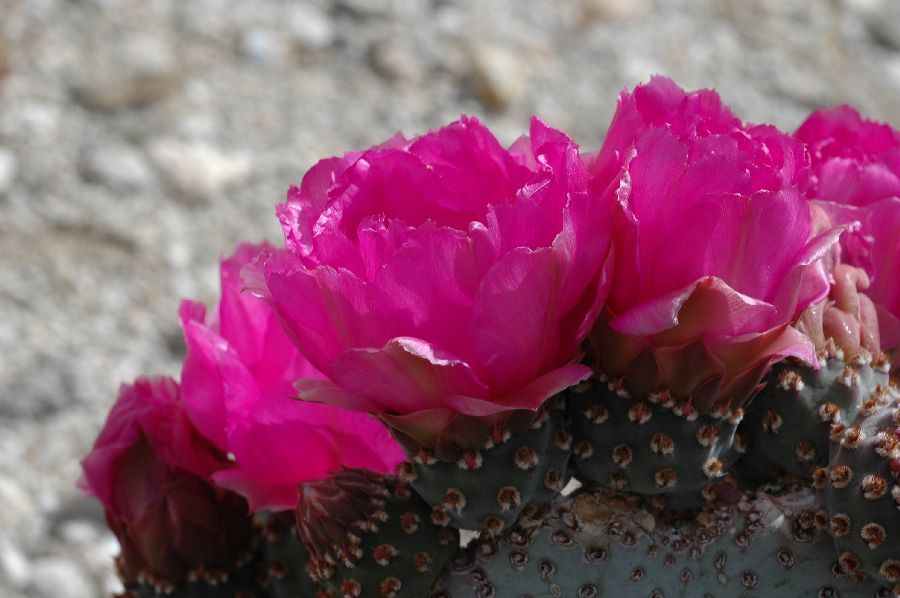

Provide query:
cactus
left=402, top=396, right=572, bottom=531
left=738, top=345, right=892, bottom=482
left=433, top=488, right=894, bottom=597
left=114, top=556, right=261, bottom=598
left=254, top=511, right=320, bottom=598
left=568, top=376, right=741, bottom=502
left=296, top=469, right=460, bottom=598
left=816, top=389, right=900, bottom=590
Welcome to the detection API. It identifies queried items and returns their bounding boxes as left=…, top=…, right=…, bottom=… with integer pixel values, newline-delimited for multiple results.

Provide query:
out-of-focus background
left=1, top=0, right=899, bottom=595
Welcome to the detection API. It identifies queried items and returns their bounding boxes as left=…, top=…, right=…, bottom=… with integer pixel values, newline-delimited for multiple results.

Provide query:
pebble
left=240, top=28, right=287, bottom=64
left=469, top=44, right=527, bottom=111
left=0, top=474, right=34, bottom=531
left=70, top=33, right=179, bottom=111
left=287, top=4, right=336, bottom=50
left=148, top=139, right=252, bottom=199
left=369, top=39, right=426, bottom=82
left=29, top=557, right=97, bottom=598
left=0, top=148, right=16, bottom=193
left=78, top=143, right=154, bottom=190
left=0, top=541, right=30, bottom=589
left=581, top=0, right=652, bottom=21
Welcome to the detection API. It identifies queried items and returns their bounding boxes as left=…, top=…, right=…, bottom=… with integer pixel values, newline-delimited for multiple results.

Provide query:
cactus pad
left=433, top=488, right=893, bottom=597
left=568, top=376, right=741, bottom=500
left=739, top=349, right=892, bottom=481
left=404, top=397, right=572, bottom=531
left=818, top=388, right=900, bottom=591
left=115, top=557, right=260, bottom=598
left=297, top=469, right=459, bottom=598
left=253, top=511, right=320, bottom=598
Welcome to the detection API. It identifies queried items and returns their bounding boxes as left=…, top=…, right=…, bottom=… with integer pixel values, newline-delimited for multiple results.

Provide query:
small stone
left=581, top=0, right=651, bottom=21
left=287, top=4, right=335, bottom=50
left=0, top=475, right=34, bottom=531
left=29, top=557, right=97, bottom=598
left=240, top=28, right=287, bottom=64
left=0, top=541, right=30, bottom=588
left=369, top=39, right=425, bottom=82
left=148, top=139, right=252, bottom=199
left=79, top=144, right=154, bottom=190
left=469, top=45, right=527, bottom=111
left=0, top=147, right=17, bottom=193
left=70, top=34, right=179, bottom=111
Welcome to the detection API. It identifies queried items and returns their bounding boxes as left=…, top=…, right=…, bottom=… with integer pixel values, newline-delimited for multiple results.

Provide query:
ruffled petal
left=472, top=247, right=561, bottom=393
left=330, top=337, right=491, bottom=414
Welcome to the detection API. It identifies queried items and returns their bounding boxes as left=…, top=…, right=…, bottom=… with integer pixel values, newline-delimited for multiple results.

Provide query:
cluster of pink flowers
left=80, top=76, right=900, bottom=582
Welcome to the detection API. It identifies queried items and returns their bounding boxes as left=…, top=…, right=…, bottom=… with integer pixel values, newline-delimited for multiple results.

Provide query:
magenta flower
left=588, top=77, right=836, bottom=411
left=180, top=242, right=404, bottom=511
left=796, top=105, right=900, bottom=206
left=250, top=117, right=614, bottom=450
left=810, top=199, right=900, bottom=352
left=79, top=377, right=251, bottom=588
left=795, top=107, right=900, bottom=352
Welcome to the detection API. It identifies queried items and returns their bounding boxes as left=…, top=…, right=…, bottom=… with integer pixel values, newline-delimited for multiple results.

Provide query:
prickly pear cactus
left=568, top=376, right=741, bottom=501
left=115, top=558, right=261, bottom=598
left=403, top=397, right=572, bottom=531
left=253, top=511, right=319, bottom=598
left=297, top=469, right=460, bottom=598
left=738, top=347, right=892, bottom=481
left=816, top=390, right=900, bottom=591
left=433, top=488, right=893, bottom=598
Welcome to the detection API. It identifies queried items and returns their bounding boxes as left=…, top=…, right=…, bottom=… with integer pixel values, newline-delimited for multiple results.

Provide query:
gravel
left=2, top=0, right=899, bottom=595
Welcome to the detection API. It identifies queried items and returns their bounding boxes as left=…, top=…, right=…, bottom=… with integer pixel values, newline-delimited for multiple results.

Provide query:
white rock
left=369, top=39, right=425, bottom=82
left=0, top=148, right=16, bottom=193
left=148, top=139, right=252, bottom=199
left=71, top=33, right=179, bottom=111
left=29, top=557, right=96, bottom=598
left=79, top=144, right=154, bottom=190
left=0, top=474, right=33, bottom=531
left=0, top=541, right=30, bottom=588
left=581, top=0, right=651, bottom=20
left=240, top=28, right=287, bottom=63
left=470, top=45, right=527, bottom=111
left=287, top=4, right=335, bottom=49
left=57, top=520, right=102, bottom=546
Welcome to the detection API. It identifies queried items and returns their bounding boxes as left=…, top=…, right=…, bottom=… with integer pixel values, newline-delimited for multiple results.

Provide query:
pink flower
left=180, top=242, right=404, bottom=511
left=251, top=117, right=614, bottom=450
left=79, top=377, right=252, bottom=587
left=796, top=105, right=900, bottom=206
left=811, top=199, right=900, bottom=351
left=587, top=77, right=836, bottom=411
left=795, top=107, right=900, bottom=352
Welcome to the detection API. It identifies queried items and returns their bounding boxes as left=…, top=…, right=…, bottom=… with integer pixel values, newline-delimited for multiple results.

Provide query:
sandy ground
left=2, top=0, right=900, bottom=595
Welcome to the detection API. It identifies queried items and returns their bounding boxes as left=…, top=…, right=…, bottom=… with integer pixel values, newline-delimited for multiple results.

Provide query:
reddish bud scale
left=296, top=469, right=458, bottom=598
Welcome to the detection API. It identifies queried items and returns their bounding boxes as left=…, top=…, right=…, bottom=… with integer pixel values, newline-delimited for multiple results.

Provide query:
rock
left=866, top=10, right=900, bottom=51
left=240, top=28, right=287, bottom=64
left=70, top=33, right=179, bottom=111
left=369, top=39, right=425, bottom=82
left=1, top=354, right=75, bottom=417
left=56, top=520, right=102, bottom=546
left=581, top=0, right=651, bottom=21
left=78, top=144, right=154, bottom=190
left=0, top=40, right=10, bottom=83
left=469, top=44, right=527, bottom=111
left=287, top=4, right=335, bottom=50
left=29, top=557, right=96, bottom=598
left=0, top=475, right=36, bottom=532
left=0, top=541, right=30, bottom=589
left=0, top=148, right=16, bottom=193
left=148, top=139, right=252, bottom=199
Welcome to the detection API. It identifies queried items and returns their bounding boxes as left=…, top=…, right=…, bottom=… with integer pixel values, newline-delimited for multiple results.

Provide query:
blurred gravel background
left=1, top=0, right=900, bottom=595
